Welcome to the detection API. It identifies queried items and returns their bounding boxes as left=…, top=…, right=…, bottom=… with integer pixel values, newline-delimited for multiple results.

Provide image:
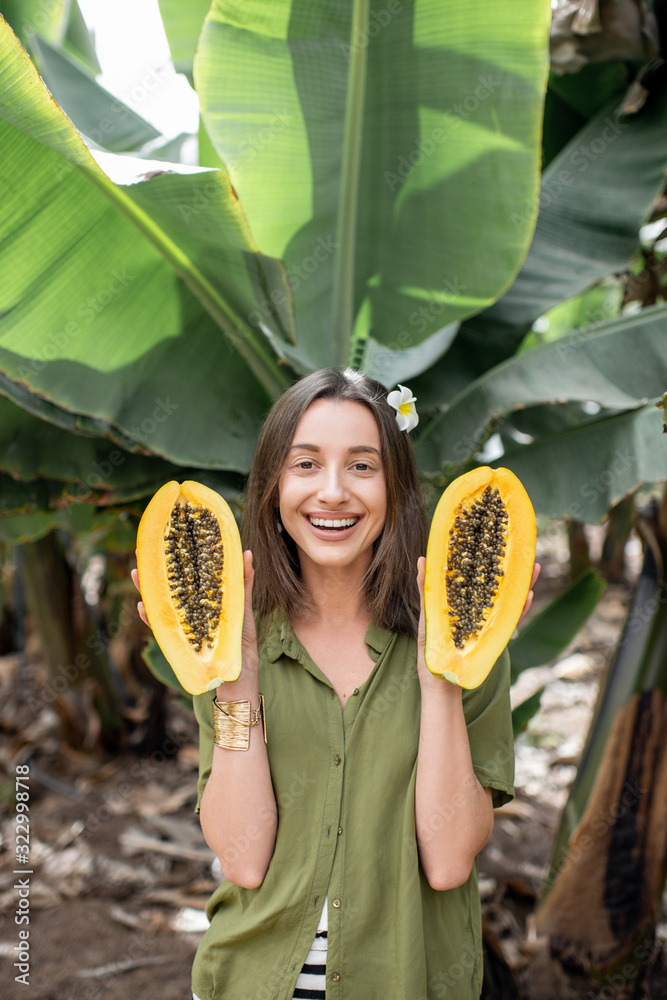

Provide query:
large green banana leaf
left=0, top=396, right=174, bottom=488
left=0, top=502, right=122, bottom=544
left=542, top=62, right=628, bottom=165
left=0, top=395, right=244, bottom=509
left=482, top=92, right=667, bottom=333
left=195, top=0, right=552, bottom=373
left=418, top=307, right=667, bottom=464
left=416, top=306, right=667, bottom=520
left=30, top=36, right=161, bottom=151
left=0, top=0, right=69, bottom=45
left=501, top=402, right=667, bottom=522
left=0, top=0, right=93, bottom=59
left=508, top=569, right=607, bottom=678
left=0, top=0, right=99, bottom=71
left=157, top=0, right=211, bottom=80
left=0, top=17, right=300, bottom=470
left=412, top=79, right=667, bottom=407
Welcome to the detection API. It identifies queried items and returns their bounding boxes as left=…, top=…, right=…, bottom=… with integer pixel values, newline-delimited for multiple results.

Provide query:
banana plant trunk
left=535, top=486, right=667, bottom=984
left=20, top=532, right=124, bottom=750
left=599, top=494, right=635, bottom=582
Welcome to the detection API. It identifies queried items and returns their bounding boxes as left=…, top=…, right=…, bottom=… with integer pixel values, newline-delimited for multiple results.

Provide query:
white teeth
left=308, top=516, right=358, bottom=528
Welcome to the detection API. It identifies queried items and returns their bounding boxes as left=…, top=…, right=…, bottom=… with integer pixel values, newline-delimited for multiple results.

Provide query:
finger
left=137, top=600, right=150, bottom=627
left=131, top=567, right=140, bottom=593
left=518, top=589, right=534, bottom=623
left=243, top=550, right=255, bottom=605
left=416, top=556, right=426, bottom=600
left=416, top=556, right=426, bottom=645
left=241, top=550, right=257, bottom=647
left=530, top=562, right=541, bottom=589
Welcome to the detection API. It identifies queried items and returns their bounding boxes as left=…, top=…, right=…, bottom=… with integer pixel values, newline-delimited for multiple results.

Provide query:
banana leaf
left=30, top=36, right=161, bottom=151
left=0, top=0, right=69, bottom=48
left=417, top=304, right=667, bottom=470
left=518, top=282, right=624, bottom=351
left=157, top=0, right=211, bottom=80
left=0, top=395, right=246, bottom=513
left=195, top=0, right=552, bottom=373
left=542, top=62, right=629, bottom=166
left=0, top=0, right=99, bottom=71
left=60, top=0, right=98, bottom=72
left=499, top=402, right=667, bottom=523
left=484, top=89, right=667, bottom=333
left=142, top=636, right=193, bottom=704
left=0, top=395, right=174, bottom=487
left=509, top=569, right=607, bottom=680
left=512, top=687, right=544, bottom=738
left=412, top=78, right=667, bottom=408
left=0, top=493, right=122, bottom=543
left=0, top=17, right=299, bottom=471
left=498, top=401, right=612, bottom=444
left=0, top=472, right=65, bottom=516
left=507, top=569, right=606, bottom=735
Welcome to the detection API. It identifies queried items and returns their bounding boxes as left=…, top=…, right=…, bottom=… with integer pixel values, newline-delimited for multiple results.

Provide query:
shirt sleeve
left=462, top=647, right=515, bottom=808
left=193, top=692, right=215, bottom=815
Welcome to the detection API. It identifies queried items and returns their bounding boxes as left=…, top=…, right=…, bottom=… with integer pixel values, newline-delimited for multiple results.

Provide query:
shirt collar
left=263, top=609, right=394, bottom=664
left=264, top=610, right=297, bottom=663
left=364, top=620, right=394, bottom=660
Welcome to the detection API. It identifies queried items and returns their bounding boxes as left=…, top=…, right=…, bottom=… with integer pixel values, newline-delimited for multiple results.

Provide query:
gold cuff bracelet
left=212, top=694, right=267, bottom=750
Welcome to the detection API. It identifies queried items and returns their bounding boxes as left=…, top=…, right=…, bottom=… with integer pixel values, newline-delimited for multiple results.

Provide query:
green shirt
left=191, top=614, right=514, bottom=1000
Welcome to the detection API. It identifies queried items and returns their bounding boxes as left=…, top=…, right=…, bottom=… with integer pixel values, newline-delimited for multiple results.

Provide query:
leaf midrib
left=332, top=0, right=370, bottom=367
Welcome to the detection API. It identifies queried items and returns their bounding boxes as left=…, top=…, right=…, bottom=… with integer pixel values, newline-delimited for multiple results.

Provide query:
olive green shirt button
left=332, top=898, right=341, bottom=907
left=337, top=826, right=343, bottom=835
left=334, top=754, right=341, bottom=765
left=352, top=688, right=359, bottom=695
left=332, top=973, right=340, bottom=981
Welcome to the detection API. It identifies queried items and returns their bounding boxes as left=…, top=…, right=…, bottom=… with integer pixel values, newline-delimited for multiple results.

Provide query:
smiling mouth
left=307, top=516, right=360, bottom=531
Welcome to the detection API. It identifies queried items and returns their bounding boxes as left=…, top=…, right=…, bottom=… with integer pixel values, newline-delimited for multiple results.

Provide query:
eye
left=297, top=460, right=315, bottom=470
left=352, top=462, right=371, bottom=472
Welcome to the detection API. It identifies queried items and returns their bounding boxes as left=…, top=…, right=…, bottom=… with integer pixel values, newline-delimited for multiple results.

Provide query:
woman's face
left=278, top=398, right=387, bottom=575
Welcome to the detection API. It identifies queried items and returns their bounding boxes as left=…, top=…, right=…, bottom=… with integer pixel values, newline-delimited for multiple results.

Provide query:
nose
left=317, top=467, right=349, bottom=506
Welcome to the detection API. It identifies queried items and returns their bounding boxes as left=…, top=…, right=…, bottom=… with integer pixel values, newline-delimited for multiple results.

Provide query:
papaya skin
left=136, top=481, right=244, bottom=696
left=424, top=467, right=536, bottom=689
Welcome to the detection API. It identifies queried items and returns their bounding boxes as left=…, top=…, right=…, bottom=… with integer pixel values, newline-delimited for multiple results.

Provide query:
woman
left=133, top=368, right=538, bottom=1000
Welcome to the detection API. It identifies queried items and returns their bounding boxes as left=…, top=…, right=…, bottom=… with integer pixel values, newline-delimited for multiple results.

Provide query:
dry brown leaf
left=119, top=827, right=213, bottom=863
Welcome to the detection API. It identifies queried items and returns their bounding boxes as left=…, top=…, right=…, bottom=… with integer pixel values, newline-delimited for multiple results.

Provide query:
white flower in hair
left=386, top=384, right=419, bottom=432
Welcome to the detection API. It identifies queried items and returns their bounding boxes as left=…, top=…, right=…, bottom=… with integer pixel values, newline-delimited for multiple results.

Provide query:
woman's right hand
left=240, top=550, right=259, bottom=655
left=131, top=549, right=260, bottom=685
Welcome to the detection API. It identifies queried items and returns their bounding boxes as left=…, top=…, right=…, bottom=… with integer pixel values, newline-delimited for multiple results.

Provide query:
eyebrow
left=289, top=443, right=381, bottom=456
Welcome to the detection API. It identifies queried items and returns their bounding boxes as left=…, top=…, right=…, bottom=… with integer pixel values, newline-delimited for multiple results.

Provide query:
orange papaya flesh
left=424, top=467, right=536, bottom=688
left=136, top=480, right=244, bottom=695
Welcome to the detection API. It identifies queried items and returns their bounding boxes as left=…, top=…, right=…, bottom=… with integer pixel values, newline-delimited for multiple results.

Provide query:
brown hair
left=242, top=368, right=428, bottom=635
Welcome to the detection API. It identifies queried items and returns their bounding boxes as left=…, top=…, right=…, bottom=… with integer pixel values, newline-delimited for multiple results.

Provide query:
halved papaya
left=424, top=467, right=536, bottom=688
left=136, top=481, right=244, bottom=695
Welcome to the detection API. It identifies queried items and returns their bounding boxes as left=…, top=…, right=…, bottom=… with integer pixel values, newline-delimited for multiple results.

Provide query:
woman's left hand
left=518, top=562, right=541, bottom=623
left=415, top=558, right=540, bottom=685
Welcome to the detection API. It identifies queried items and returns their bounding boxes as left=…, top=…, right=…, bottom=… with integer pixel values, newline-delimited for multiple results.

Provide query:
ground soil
left=1, top=525, right=665, bottom=1000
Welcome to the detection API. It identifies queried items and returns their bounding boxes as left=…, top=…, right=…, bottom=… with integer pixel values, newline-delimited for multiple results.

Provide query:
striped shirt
left=292, top=896, right=327, bottom=998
